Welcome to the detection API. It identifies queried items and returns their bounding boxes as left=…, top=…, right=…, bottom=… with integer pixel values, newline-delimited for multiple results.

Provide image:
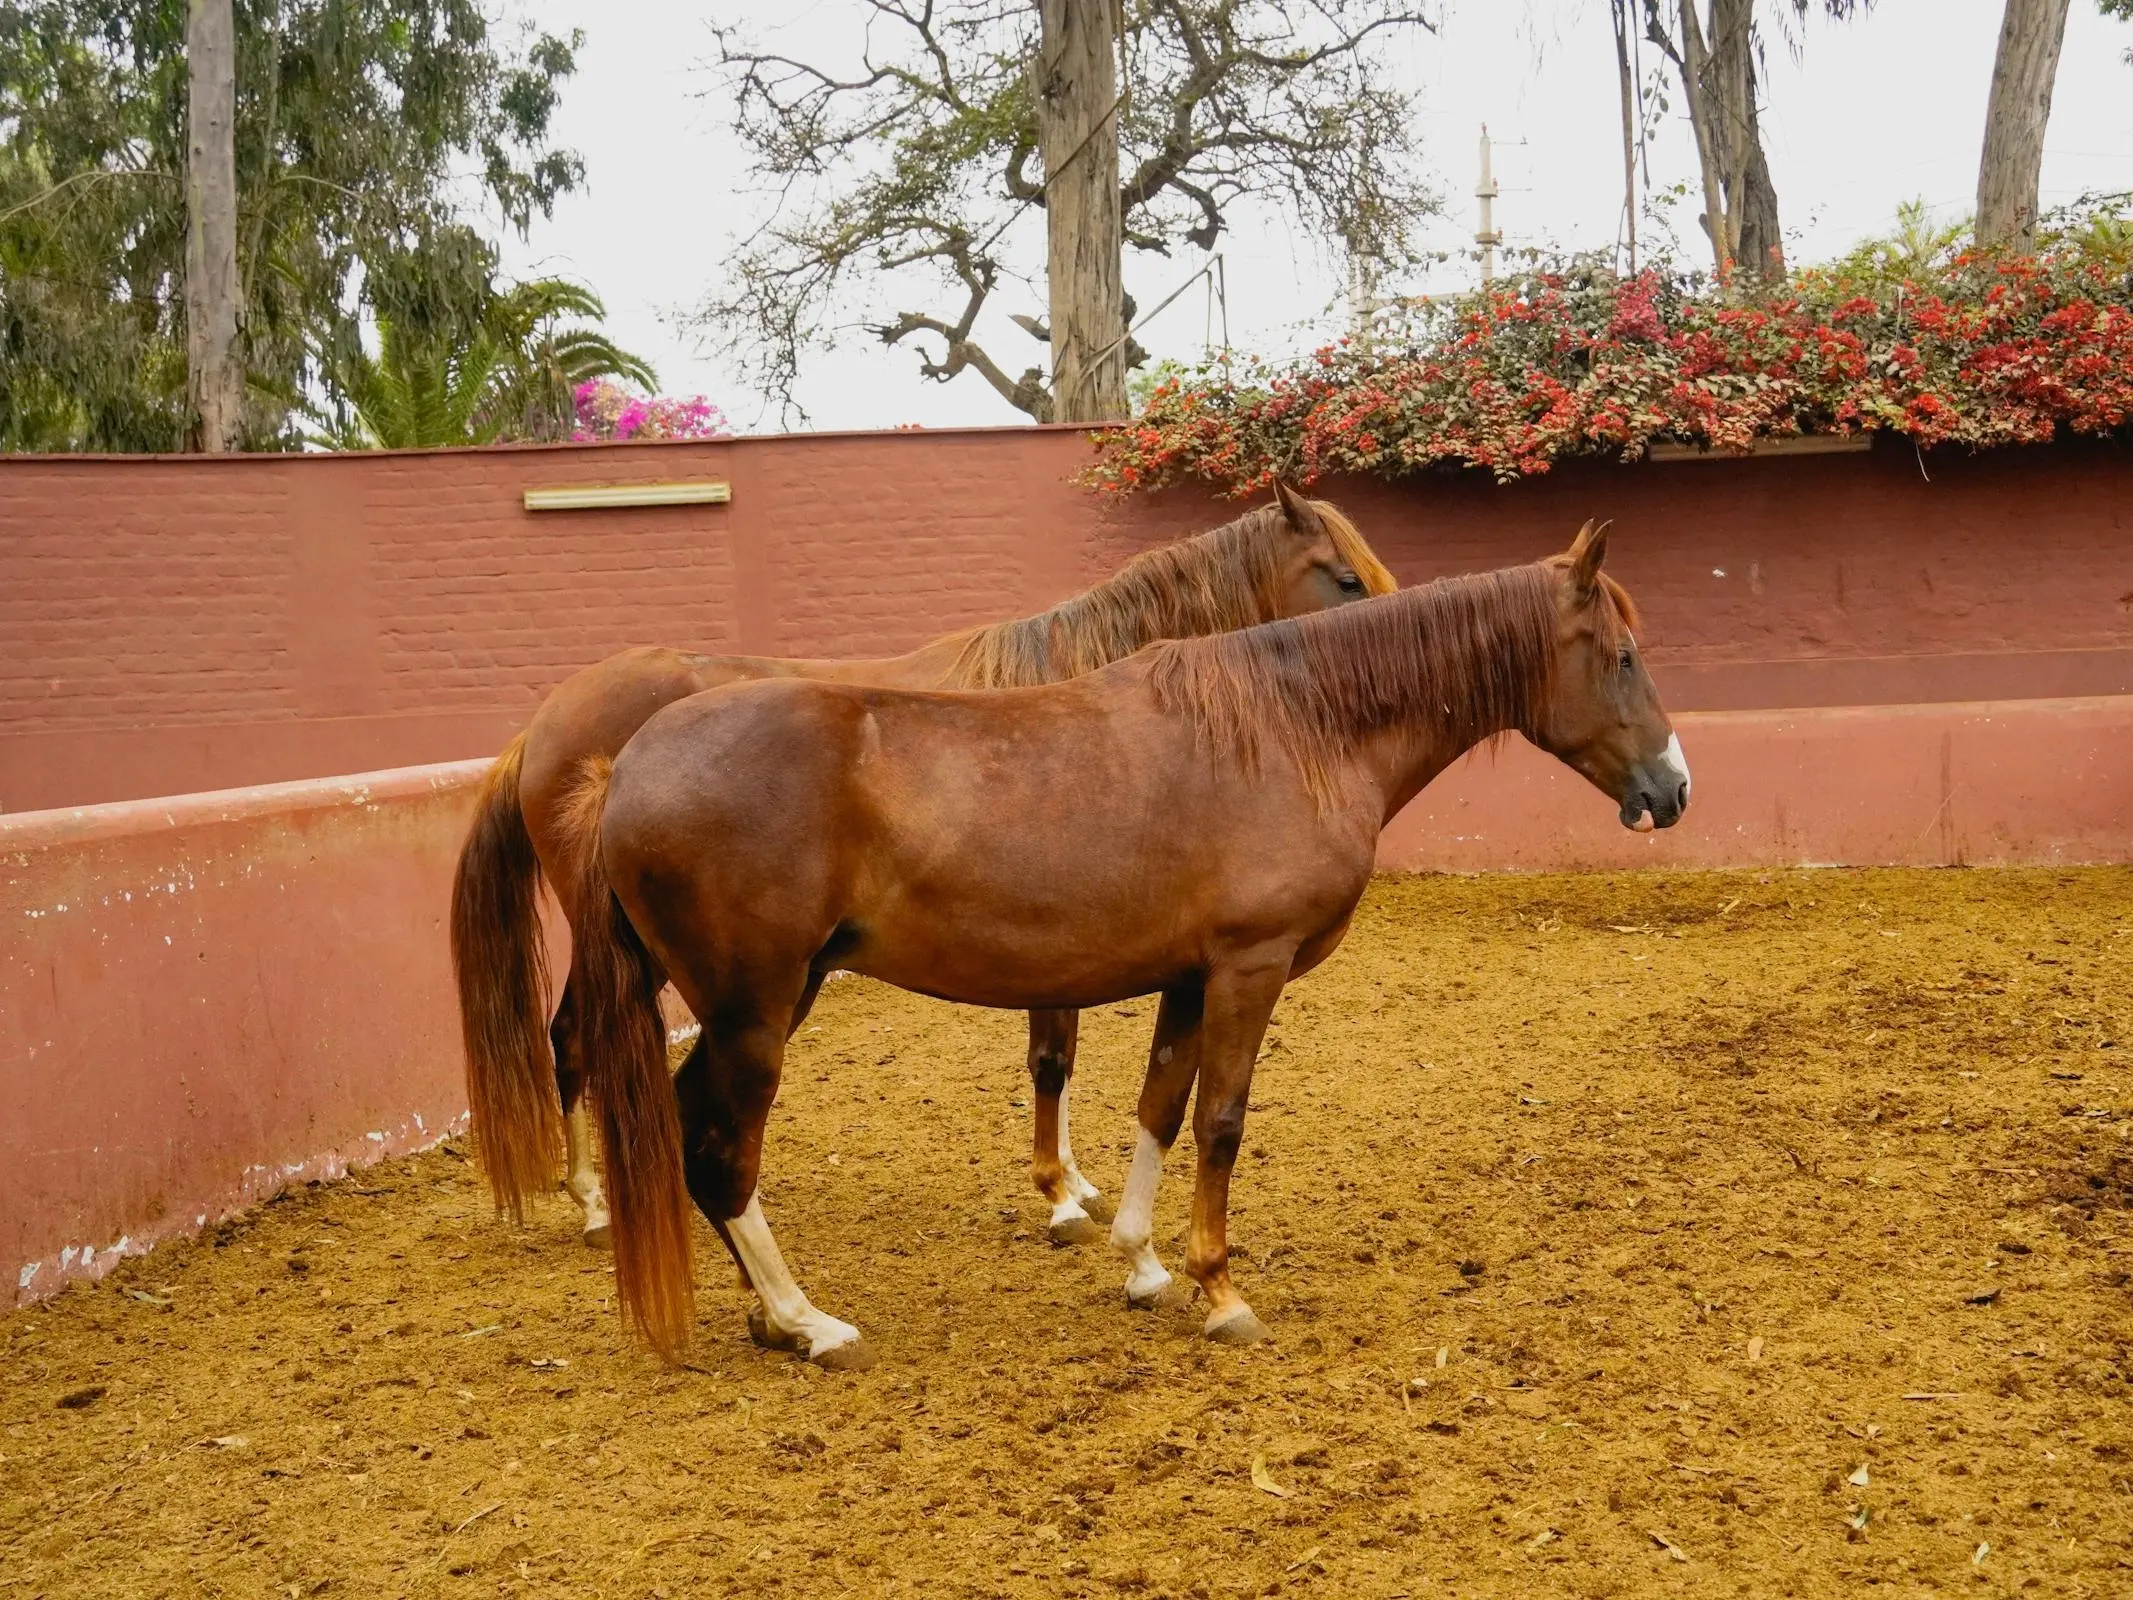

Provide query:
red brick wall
left=3, top=427, right=2130, bottom=811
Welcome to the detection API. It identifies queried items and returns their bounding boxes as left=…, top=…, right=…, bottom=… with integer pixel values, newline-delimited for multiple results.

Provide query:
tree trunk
left=1611, top=0, right=1639, bottom=273
left=1036, top=0, right=1126, bottom=423
left=1734, top=105, right=1784, bottom=279
left=1976, top=0, right=2071, bottom=252
left=1669, top=0, right=1783, bottom=282
left=1674, top=1, right=1734, bottom=277
left=184, top=0, right=243, bottom=451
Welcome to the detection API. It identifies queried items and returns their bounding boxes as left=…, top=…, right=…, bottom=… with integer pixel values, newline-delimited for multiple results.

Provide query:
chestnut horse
left=450, top=487, right=1395, bottom=1246
left=561, top=522, right=1689, bottom=1365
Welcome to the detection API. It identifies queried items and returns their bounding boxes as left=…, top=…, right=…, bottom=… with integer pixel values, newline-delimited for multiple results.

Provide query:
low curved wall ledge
left=3, top=762, right=486, bottom=1306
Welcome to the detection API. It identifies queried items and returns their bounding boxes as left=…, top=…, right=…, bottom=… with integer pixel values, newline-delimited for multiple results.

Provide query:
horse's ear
left=1566, top=518, right=1611, bottom=596
left=1273, top=477, right=1322, bottom=536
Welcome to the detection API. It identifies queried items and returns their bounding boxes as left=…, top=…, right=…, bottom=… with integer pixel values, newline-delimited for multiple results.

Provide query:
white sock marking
left=727, top=1192, right=859, bottom=1356
left=1049, top=1194, right=1092, bottom=1229
left=564, top=1102, right=608, bottom=1231
left=1058, top=1085, right=1101, bottom=1203
left=1111, top=1127, right=1172, bottom=1300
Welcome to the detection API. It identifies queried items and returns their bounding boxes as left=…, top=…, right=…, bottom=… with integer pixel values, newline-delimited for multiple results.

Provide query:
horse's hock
left=7, top=871, right=2130, bottom=1596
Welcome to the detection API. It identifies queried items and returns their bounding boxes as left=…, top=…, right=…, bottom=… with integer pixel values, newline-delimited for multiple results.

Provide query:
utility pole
left=184, top=0, right=243, bottom=451
left=1475, top=125, right=1502, bottom=287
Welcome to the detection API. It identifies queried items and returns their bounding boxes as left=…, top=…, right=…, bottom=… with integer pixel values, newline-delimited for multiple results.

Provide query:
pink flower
left=572, top=381, right=733, bottom=442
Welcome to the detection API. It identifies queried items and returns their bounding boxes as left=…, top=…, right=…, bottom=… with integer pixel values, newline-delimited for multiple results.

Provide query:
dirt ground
left=5, top=868, right=2132, bottom=1600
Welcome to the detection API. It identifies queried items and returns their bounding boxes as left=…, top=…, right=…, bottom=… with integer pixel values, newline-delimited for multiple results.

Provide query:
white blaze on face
left=1659, top=731, right=1691, bottom=804
left=728, top=1191, right=860, bottom=1357
left=1110, top=1127, right=1172, bottom=1301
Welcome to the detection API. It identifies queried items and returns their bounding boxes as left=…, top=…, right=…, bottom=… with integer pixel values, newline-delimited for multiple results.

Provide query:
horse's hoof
left=809, top=1337, right=879, bottom=1373
left=1048, top=1213, right=1107, bottom=1248
left=747, top=1308, right=802, bottom=1353
left=1078, top=1192, right=1116, bottom=1225
left=1204, top=1305, right=1271, bottom=1345
left=1126, top=1279, right=1195, bottom=1313
left=580, top=1221, right=612, bottom=1250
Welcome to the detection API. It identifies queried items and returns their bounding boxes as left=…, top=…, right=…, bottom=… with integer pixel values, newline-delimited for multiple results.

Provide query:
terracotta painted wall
left=2, top=766, right=482, bottom=1306
left=4, top=427, right=2129, bottom=1298
left=4, top=429, right=2130, bottom=812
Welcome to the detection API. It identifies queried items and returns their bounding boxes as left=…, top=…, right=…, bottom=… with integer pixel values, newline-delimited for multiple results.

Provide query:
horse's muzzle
left=1619, top=732, right=1691, bottom=831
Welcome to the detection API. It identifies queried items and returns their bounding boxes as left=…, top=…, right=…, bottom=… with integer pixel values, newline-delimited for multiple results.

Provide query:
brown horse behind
left=450, top=486, right=1395, bottom=1242
left=563, top=522, right=1690, bottom=1363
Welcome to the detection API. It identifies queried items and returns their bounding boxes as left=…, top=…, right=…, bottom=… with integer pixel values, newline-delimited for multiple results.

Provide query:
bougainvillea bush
left=1088, top=249, right=2133, bottom=492
left=572, top=380, right=733, bottom=442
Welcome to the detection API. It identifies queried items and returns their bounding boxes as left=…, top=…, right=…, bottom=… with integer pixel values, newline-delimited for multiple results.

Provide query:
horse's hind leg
left=673, top=1008, right=875, bottom=1371
left=548, top=982, right=611, bottom=1247
left=1028, top=1009, right=1108, bottom=1245
left=1056, top=1053, right=1111, bottom=1220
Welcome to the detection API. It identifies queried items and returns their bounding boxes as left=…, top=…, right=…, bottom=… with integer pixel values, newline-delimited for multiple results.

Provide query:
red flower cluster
left=1087, top=251, right=2133, bottom=493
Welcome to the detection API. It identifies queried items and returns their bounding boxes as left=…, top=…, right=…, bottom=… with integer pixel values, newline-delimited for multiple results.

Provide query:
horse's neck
left=1052, top=527, right=1267, bottom=658
left=1355, top=721, right=1507, bottom=826
left=1301, top=582, right=1550, bottom=822
left=940, top=572, right=1256, bottom=689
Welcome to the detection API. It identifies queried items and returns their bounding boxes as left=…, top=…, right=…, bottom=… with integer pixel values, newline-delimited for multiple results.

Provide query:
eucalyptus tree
left=1635, top=1, right=1873, bottom=282
left=0, top=0, right=582, bottom=451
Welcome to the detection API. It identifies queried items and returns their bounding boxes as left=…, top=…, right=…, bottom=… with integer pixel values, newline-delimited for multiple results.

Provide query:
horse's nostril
left=1675, top=781, right=1689, bottom=811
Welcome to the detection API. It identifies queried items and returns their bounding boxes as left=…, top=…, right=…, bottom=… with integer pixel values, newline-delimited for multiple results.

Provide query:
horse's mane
left=1146, top=559, right=1639, bottom=803
left=940, top=499, right=1395, bottom=690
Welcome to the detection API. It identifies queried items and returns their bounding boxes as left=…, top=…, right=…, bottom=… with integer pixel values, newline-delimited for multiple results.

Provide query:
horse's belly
left=851, top=872, right=1199, bottom=1010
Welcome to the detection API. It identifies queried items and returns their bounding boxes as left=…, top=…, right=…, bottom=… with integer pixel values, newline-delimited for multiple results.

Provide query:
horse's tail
left=557, top=757, right=695, bottom=1358
left=450, top=733, right=565, bottom=1220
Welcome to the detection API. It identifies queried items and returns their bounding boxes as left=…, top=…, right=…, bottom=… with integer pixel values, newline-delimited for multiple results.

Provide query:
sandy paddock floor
left=4, top=867, right=2131, bottom=1600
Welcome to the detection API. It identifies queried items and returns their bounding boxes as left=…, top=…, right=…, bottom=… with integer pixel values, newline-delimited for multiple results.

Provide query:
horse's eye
left=1337, top=570, right=1366, bottom=595
left=1618, top=645, right=1636, bottom=672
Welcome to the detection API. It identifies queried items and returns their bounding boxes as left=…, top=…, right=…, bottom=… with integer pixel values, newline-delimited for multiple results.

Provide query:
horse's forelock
left=1538, top=551, right=1643, bottom=639
left=1312, top=500, right=1398, bottom=597
left=1599, top=572, right=1642, bottom=636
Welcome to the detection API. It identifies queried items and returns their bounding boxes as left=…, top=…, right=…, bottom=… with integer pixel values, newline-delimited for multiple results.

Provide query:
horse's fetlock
left=1185, top=1246, right=1229, bottom=1284
left=1031, top=1153, right=1067, bottom=1202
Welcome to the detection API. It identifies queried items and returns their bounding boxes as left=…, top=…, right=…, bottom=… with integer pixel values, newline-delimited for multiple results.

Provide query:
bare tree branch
left=693, top=1, right=1440, bottom=421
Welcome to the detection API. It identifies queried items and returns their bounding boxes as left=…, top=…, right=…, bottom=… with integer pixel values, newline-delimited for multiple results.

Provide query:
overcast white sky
left=492, top=0, right=2133, bottom=433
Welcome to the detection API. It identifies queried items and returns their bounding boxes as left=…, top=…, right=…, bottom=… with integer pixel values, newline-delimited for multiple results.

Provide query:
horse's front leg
left=1183, top=952, right=1290, bottom=1344
left=1109, top=985, right=1204, bottom=1309
left=1027, top=1008, right=1109, bottom=1244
